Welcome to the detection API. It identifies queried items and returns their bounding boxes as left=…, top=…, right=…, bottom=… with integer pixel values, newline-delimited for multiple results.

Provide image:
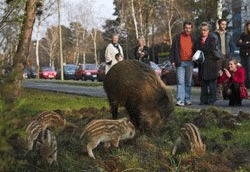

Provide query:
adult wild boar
left=103, top=60, right=174, bottom=132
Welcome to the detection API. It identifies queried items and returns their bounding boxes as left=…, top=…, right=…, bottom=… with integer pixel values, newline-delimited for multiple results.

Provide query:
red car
left=75, top=63, right=98, bottom=81
left=39, top=67, right=57, bottom=79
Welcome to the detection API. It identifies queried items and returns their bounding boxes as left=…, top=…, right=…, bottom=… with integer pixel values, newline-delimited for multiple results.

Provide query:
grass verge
left=0, top=89, right=250, bottom=171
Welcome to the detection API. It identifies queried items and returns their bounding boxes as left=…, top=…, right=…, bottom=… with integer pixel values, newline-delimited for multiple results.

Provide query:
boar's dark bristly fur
left=103, top=60, right=174, bottom=132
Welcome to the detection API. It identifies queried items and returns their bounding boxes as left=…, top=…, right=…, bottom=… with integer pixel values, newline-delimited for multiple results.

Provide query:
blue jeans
left=176, top=61, right=193, bottom=102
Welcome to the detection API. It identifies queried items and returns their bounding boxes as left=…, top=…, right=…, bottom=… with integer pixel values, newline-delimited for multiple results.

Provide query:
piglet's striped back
left=25, top=120, right=43, bottom=151
left=33, top=111, right=66, bottom=129
left=35, top=128, right=57, bottom=165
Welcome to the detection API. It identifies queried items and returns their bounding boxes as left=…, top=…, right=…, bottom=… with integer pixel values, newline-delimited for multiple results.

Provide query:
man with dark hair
left=170, top=21, right=196, bottom=106
left=214, top=19, right=235, bottom=99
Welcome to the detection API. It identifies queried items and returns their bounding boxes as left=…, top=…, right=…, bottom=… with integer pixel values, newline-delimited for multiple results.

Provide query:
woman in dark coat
left=236, top=21, right=250, bottom=88
left=218, top=59, right=246, bottom=106
left=197, top=22, right=221, bottom=105
left=134, top=37, right=150, bottom=64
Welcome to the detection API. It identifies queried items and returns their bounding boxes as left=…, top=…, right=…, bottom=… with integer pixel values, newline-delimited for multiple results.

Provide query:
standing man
left=134, top=37, right=150, bottom=64
left=214, top=19, right=235, bottom=98
left=170, top=21, right=196, bottom=106
left=105, top=34, right=124, bottom=74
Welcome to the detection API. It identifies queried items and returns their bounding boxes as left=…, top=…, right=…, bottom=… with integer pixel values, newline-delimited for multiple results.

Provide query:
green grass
left=1, top=89, right=250, bottom=171
left=16, top=88, right=108, bottom=115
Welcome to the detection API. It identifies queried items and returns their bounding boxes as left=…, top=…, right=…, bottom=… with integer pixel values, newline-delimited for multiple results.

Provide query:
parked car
left=160, top=60, right=200, bottom=86
left=149, top=61, right=162, bottom=76
left=23, top=68, right=29, bottom=79
left=28, top=66, right=37, bottom=78
left=160, top=60, right=177, bottom=85
left=23, top=66, right=37, bottom=79
left=57, top=64, right=77, bottom=80
left=96, top=61, right=161, bottom=81
left=39, top=67, right=57, bottom=79
left=97, top=62, right=105, bottom=82
left=75, top=63, right=98, bottom=81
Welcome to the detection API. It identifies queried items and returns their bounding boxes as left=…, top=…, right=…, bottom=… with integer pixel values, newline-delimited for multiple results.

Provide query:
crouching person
left=218, top=58, right=246, bottom=106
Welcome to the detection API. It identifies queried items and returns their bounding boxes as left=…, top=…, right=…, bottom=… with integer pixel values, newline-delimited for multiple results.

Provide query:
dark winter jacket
left=236, top=33, right=250, bottom=56
left=134, top=46, right=150, bottom=64
left=197, top=33, right=221, bottom=81
left=170, top=33, right=197, bottom=67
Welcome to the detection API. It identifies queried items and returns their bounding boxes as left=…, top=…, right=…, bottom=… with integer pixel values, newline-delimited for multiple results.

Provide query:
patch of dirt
left=226, top=148, right=250, bottom=170
left=7, top=107, right=250, bottom=171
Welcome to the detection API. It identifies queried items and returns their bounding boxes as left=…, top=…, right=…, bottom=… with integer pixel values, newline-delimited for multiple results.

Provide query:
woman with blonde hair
left=134, top=36, right=149, bottom=64
left=218, top=58, right=246, bottom=106
left=196, top=22, right=221, bottom=105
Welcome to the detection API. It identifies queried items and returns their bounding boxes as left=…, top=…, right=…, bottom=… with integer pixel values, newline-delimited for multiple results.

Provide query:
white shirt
left=105, top=43, right=124, bottom=74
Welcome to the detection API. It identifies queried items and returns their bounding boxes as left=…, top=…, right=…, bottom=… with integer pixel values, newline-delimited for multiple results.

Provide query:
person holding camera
left=218, top=59, right=246, bottom=106
left=134, top=37, right=149, bottom=64
left=214, top=19, right=235, bottom=99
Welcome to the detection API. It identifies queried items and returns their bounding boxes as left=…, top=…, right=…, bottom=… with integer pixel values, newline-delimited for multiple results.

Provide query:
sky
left=32, top=0, right=115, bottom=39
left=50, top=0, right=115, bottom=28
left=92, top=0, right=116, bottom=22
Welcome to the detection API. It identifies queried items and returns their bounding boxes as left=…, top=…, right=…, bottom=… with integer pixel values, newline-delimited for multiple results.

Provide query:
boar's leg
left=110, top=101, right=119, bottom=119
left=125, top=100, right=140, bottom=128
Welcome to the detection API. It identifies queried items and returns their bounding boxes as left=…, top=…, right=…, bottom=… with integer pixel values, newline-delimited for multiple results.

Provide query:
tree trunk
left=83, top=52, right=86, bottom=64
left=14, top=0, right=38, bottom=67
left=58, top=0, right=64, bottom=80
left=217, top=0, right=223, bottom=29
left=91, top=29, right=98, bottom=66
left=138, top=0, right=143, bottom=37
left=36, top=15, right=41, bottom=78
left=0, top=0, right=38, bottom=108
left=131, top=0, right=138, bottom=39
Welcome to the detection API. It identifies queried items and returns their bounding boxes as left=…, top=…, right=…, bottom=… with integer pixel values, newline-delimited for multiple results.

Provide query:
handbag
left=239, top=85, right=248, bottom=99
left=192, top=50, right=205, bottom=64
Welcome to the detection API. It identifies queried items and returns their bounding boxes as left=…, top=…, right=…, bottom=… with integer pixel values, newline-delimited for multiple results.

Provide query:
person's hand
left=172, top=62, right=176, bottom=68
left=218, top=69, right=223, bottom=77
left=224, top=68, right=231, bottom=78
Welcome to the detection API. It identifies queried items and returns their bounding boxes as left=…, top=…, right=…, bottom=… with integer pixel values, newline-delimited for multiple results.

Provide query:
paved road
left=169, top=87, right=250, bottom=114
left=23, top=80, right=106, bottom=98
left=22, top=80, right=250, bottom=114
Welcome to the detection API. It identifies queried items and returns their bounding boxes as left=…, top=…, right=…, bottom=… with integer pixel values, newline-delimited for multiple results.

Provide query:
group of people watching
left=171, top=19, right=248, bottom=107
left=104, top=18, right=249, bottom=107
left=104, top=34, right=149, bottom=74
